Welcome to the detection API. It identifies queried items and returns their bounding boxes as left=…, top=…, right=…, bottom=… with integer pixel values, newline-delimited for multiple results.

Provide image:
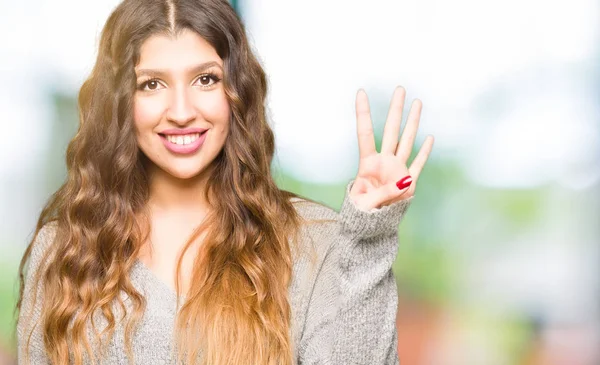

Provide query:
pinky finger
left=408, top=135, right=434, bottom=184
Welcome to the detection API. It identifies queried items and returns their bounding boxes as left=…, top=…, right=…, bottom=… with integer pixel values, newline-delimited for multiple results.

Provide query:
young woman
left=15, top=0, right=434, bottom=364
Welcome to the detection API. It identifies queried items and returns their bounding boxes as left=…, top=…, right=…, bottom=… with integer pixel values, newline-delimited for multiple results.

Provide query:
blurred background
left=1, top=0, right=598, bottom=364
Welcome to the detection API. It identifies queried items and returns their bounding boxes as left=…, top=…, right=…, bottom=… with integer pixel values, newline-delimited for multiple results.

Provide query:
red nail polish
left=396, top=176, right=412, bottom=190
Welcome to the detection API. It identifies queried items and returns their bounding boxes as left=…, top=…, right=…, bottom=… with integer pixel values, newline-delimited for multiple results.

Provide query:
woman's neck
left=146, top=164, right=212, bottom=216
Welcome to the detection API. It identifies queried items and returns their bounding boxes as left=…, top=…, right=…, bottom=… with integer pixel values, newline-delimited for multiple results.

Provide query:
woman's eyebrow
left=135, top=61, right=223, bottom=78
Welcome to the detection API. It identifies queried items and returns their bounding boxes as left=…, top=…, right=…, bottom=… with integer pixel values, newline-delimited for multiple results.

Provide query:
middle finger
left=381, top=86, right=406, bottom=155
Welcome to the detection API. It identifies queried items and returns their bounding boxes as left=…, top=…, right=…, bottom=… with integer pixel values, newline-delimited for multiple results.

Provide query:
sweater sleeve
left=16, top=223, right=55, bottom=365
left=298, top=180, right=413, bottom=365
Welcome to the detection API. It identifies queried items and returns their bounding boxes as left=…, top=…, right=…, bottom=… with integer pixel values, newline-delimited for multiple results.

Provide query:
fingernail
left=396, top=175, right=412, bottom=190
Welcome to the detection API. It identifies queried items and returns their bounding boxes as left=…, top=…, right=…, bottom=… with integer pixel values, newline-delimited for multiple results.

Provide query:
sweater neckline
left=132, top=258, right=185, bottom=301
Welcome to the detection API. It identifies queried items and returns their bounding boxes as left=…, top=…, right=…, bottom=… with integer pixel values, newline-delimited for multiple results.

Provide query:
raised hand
left=349, top=86, right=434, bottom=211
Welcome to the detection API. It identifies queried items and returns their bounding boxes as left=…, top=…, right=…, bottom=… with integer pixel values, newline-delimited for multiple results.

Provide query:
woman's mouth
left=159, top=131, right=208, bottom=154
left=164, top=132, right=202, bottom=145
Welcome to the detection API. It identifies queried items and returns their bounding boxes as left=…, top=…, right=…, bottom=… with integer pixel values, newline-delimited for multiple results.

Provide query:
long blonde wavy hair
left=15, top=0, right=308, bottom=364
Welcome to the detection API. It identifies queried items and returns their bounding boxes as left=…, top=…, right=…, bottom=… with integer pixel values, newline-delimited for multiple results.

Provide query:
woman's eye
left=196, top=74, right=221, bottom=87
left=146, top=80, right=160, bottom=90
left=138, top=79, right=163, bottom=91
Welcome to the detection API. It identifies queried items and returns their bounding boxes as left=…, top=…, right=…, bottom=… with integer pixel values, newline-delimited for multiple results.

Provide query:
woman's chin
left=171, top=169, right=205, bottom=181
left=157, top=164, right=207, bottom=181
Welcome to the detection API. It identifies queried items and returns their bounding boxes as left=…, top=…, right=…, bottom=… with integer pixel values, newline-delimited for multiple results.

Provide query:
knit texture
left=17, top=180, right=413, bottom=364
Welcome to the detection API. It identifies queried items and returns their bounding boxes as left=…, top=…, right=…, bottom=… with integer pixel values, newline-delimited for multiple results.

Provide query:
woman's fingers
left=351, top=87, right=434, bottom=210
left=381, top=86, right=406, bottom=155
left=355, top=89, right=377, bottom=159
left=408, top=135, right=435, bottom=184
left=396, top=99, right=422, bottom=162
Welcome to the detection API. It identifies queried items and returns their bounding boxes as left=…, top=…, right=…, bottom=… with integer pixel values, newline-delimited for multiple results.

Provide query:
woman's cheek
left=217, top=93, right=231, bottom=117
left=133, top=97, right=163, bottom=129
left=201, top=92, right=230, bottom=123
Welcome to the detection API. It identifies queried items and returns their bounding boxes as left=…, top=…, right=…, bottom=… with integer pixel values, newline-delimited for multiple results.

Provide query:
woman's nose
left=166, top=87, right=197, bottom=125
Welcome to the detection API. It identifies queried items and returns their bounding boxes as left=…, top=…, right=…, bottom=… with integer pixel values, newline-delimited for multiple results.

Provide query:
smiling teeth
left=165, top=133, right=201, bottom=145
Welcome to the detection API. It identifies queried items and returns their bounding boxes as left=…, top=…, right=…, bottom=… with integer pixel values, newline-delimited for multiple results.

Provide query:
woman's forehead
left=135, top=29, right=223, bottom=73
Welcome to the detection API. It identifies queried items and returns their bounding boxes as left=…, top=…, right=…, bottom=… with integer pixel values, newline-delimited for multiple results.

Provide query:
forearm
left=299, top=181, right=412, bottom=365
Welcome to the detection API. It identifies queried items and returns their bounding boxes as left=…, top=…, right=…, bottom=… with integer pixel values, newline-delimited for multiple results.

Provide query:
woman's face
left=133, top=28, right=230, bottom=180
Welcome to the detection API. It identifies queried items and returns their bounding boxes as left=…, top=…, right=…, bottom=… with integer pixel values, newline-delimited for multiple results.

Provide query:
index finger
left=356, top=89, right=377, bottom=159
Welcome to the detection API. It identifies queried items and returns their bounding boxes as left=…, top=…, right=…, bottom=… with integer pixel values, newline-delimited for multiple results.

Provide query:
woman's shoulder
left=26, top=221, right=59, bottom=271
left=33, top=221, right=58, bottom=248
left=288, top=196, right=340, bottom=258
left=289, top=196, right=338, bottom=223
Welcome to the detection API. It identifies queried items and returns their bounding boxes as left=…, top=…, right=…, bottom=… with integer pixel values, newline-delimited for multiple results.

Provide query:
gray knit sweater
left=17, top=181, right=412, bottom=364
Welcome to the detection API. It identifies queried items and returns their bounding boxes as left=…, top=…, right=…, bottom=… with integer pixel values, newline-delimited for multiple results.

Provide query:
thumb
left=357, top=176, right=412, bottom=211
